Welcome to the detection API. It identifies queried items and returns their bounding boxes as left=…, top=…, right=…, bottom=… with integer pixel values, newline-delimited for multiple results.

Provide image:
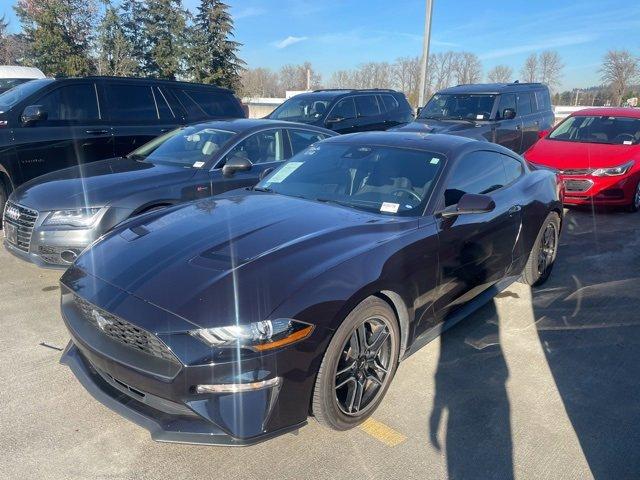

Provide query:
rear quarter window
left=106, top=84, right=158, bottom=122
left=172, top=88, right=244, bottom=120
left=534, top=90, right=552, bottom=112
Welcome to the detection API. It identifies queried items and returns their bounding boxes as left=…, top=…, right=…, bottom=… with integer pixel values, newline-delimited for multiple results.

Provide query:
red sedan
left=525, top=107, right=640, bottom=211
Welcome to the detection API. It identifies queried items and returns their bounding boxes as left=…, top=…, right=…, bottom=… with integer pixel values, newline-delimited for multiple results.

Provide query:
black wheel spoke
left=349, top=330, right=360, bottom=358
left=356, top=323, right=368, bottom=352
left=352, top=380, right=365, bottom=412
left=368, top=327, right=390, bottom=356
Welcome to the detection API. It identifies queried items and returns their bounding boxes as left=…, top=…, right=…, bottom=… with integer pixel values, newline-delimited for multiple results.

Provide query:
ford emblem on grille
left=5, top=205, right=20, bottom=222
left=92, top=309, right=114, bottom=331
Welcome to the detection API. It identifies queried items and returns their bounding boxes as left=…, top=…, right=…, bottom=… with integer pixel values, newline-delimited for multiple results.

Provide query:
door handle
left=85, top=129, right=109, bottom=135
left=508, top=205, right=522, bottom=215
left=160, top=128, right=170, bottom=133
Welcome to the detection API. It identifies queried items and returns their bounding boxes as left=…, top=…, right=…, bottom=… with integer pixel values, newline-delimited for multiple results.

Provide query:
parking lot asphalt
left=1, top=207, right=639, bottom=480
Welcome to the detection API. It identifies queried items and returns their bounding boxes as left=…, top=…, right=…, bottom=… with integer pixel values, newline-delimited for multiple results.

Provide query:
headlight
left=44, top=208, right=103, bottom=227
left=190, top=319, right=314, bottom=351
left=591, top=161, right=635, bottom=177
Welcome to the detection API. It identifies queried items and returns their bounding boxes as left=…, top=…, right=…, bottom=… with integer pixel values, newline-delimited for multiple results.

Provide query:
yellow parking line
left=360, top=418, right=407, bottom=447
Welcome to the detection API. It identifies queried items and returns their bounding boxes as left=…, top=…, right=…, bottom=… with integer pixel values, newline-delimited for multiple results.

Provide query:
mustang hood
left=72, top=192, right=417, bottom=329
left=11, top=158, right=197, bottom=211
left=525, top=139, right=638, bottom=170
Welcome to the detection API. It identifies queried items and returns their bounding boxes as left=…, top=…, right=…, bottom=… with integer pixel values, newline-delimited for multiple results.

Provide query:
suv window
left=224, top=129, right=285, bottom=166
left=107, top=84, right=157, bottom=121
left=534, top=89, right=551, bottom=112
left=289, top=129, right=330, bottom=155
left=444, top=151, right=507, bottom=207
left=172, top=88, right=244, bottom=120
left=330, top=97, right=356, bottom=120
left=37, top=84, right=99, bottom=122
left=501, top=154, right=524, bottom=183
left=154, top=87, right=175, bottom=120
left=379, top=94, right=399, bottom=112
left=355, top=95, right=381, bottom=117
left=495, top=94, right=517, bottom=120
left=517, top=93, right=532, bottom=116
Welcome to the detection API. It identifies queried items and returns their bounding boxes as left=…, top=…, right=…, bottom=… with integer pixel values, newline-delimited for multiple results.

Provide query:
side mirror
left=21, top=105, right=47, bottom=125
left=537, top=129, right=550, bottom=139
left=259, top=167, right=275, bottom=181
left=440, top=193, right=495, bottom=218
left=503, top=108, right=516, bottom=120
left=222, top=155, right=252, bottom=178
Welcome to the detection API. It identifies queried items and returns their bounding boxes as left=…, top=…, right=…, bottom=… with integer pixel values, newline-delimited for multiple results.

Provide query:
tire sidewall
left=532, top=213, right=560, bottom=286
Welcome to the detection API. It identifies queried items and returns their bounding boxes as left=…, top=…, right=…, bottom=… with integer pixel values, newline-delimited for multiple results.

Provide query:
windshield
left=420, top=93, right=496, bottom=121
left=269, top=95, right=332, bottom=123
left=0, top=79, right=32, bottom=91
left=257, top=143, right=445, bottom=215
left=548, top=115, right=640, bottom=145
left=0, top=78, right=52, bottom=109
left=129, top=125, right=236, bottom=167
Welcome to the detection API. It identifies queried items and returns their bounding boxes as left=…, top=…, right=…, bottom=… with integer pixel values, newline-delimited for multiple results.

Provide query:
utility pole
left=417, top=0, right=434, bottom=108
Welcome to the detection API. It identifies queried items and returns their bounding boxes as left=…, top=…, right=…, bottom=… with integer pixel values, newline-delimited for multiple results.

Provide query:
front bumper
left=561, top=173, right=638, bottom=206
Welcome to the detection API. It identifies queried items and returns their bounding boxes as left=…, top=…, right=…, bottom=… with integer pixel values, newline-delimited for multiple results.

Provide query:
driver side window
left=330, top=97, right=356, bottom=120
left=224, top=129, right=285, bottom=166
left=444, top=151, right=507, bottom=207
left=495, top=94, right=516, bottom=120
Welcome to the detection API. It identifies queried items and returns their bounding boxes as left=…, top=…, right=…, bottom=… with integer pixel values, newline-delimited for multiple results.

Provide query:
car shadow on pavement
left=531, top=208, right=640, bottom=479
left=429, top=299, right=514, bottom=480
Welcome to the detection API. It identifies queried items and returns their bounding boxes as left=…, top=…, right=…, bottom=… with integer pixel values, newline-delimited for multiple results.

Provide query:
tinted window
left=330, top=97, right=356, bottom=119
left=154, top=87, right=175, bottom=120
left=501, top=154, right=524, bottom=183
left=0, top=78, right=53, bottom=108
left=444, top=151, right=507, bottom=206
left=175, top=89, right=244, bottom=119
left=289, top=129, right=330, bottom=155
left=259, top=143, right=445, bottom=215
left=534, top=89, right=551, bottom=111
left=224, top=129, right=285, bottom=165
left=495, top=94, right=517, bottom=120
left=355, top=95, right=380, bottom=117
left=421, top=93, right=495, bottom=121
left=107, top=84, right=157, bottom=121
left=269, top=95, right=332, bottom=123
left=517, top=93, right=532, bottom=116
left=380, top=95, right=399, bottom=112
left=37, top=84, right=99, bottom=122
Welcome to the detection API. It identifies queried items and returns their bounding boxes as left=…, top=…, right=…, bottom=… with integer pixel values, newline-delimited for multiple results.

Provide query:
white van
left=0, top=66, right=46, bottom=93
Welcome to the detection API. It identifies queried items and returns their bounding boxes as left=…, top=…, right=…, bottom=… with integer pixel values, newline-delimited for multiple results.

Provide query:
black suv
left=394, top=82, right=554, bottom=154
left=0, top=76, right=246, bottom=213
left=267, top=89, right=414, bottom=134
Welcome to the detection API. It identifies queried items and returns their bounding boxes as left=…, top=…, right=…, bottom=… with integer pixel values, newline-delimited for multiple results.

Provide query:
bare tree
left=521, top=54, right=538, bottom=82
left=431, top=51, right=457, bottom=92
left=240, top=67, right=280, bottom=97
left=393, top=56, right=421, bottom=105
left=0, top=14, right=27, bottom=64
left=453, top=52, right=482, bottom=85
left=600, top=50, right=640, bottom=106
left=278, top=62, right=322, bottom=93
left=538, top=50, right=564, bottom=91
left=329, top=70, right=354, bottom=88
left=487, top=65, right=513, bottom=83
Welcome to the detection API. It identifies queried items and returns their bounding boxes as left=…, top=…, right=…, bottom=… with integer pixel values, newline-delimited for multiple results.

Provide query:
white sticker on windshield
left=476, top=114, right=484, bottom=120
left=267, top=162, right=303, bottom=183
left=380, top=202, right=400, bottom=213
left=623, top=140, right=633, bottom=145
left=430, top=157, right=440, bottom=164
left=193, top=161, right=206, bottom=168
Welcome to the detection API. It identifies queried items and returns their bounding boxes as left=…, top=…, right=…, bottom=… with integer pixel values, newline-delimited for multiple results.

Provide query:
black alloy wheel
left=521, top=212, right=560, bottom=287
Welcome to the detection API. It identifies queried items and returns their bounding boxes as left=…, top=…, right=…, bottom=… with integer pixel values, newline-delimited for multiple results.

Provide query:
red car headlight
left=591, top=160, right=635, bottom=177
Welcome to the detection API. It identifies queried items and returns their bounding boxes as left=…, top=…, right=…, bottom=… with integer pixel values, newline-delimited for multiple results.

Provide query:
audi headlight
left=591, top=160, right=635, bottom=177
left=190, top=319, right=314, bottom=351
left=44, top=208, right=103, bottom=227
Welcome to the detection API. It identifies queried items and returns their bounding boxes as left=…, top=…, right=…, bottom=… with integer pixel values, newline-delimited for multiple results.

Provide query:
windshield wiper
left=316, top=198, right=379, bottom=213
left=252, top=186, right=274, bottom=193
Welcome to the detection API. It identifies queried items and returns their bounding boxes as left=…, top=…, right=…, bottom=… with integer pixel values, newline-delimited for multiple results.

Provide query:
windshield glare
left=270, top=96, right=332, bottom=123
left=0, top=78, right=52, bottom=109
left=420, top=93, right=496, bottom=121
left=548, top=115, right=640, bottom=145
left=258, top=143, right=445, bottom=215
left=129, top=125, right=235, bottom=167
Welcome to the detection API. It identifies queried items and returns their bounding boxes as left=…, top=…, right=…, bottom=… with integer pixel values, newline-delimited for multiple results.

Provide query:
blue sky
left=3, top=0, right=639, bottom=90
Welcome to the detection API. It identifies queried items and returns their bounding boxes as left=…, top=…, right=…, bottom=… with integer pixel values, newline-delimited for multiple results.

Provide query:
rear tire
left=521, top=212, right=560, bottom=287
left=312, top=296, right=400, bottom=430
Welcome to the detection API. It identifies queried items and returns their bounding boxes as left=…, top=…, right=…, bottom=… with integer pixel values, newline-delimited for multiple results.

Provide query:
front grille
left=564, top=179, right=593, bottom=192
left=3, top=202, right=38, bottom=252
left=560, top=168, right=593, bottom=175
left=74, top=295, right=180, bottom=364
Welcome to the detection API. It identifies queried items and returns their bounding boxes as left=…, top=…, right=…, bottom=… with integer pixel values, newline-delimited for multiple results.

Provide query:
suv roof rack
left=312, top=88, right=397, bottom=93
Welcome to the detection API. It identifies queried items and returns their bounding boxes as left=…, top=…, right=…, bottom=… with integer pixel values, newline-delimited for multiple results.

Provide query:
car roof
left=571, top=107, right=640, bottom=119
left=320, top=131, right=484, bottom=154
left=48, top=76, right=236, bottom=94
left=438, top=82, right=547, bottom=95
left=186, top=118, right=336, bottom=134
left=293, top=89, right=400, bottom=99
left=0, top=66, right=46, bottom=79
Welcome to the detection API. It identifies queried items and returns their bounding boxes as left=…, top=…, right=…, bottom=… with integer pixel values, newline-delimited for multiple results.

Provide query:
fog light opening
left=60, top=249, right=79, bottom=263
left=195, top=377, right=281, bottom=394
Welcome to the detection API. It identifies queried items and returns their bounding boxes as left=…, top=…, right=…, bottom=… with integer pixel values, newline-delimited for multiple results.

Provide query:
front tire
left=0, top=181, right=7, bottom=229
left=627, top=181, right=640, bottom=213
left=521, top=212, right=560, bottom=286
left=312, top=296, right=400, bottom=430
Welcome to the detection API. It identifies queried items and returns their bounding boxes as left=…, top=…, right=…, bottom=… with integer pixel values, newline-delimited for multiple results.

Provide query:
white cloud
left=272, top=36, right=309, bottom=49
left=479, top=34, right=595, bottom=60
left=234, top=7, right=266, bottom=20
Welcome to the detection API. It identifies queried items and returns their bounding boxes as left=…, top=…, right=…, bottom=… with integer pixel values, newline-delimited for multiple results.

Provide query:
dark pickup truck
left=393, top=82, right=554, bottom=154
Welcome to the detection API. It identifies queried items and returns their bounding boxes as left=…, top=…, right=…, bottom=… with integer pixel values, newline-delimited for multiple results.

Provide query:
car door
left=324, top=97, right=359, bottom=134
left=517, top=92, right=539, bottom=152
left=378, top=94, right=404, bottom=129
left=353, top=94, right=385, bottom=132
left=104, top=81, right=180, bottom=157
left=209, top=128, right=289, bottom=194
left=287, top=128, right=332, bottom=156
left=492, top=93, right=523, bottom=153
left=13, top=81, right=113, bottom=183
left=433, top=149, right=522, bottom=320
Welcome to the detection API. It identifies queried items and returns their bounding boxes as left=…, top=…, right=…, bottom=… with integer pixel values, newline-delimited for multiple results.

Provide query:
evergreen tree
left=96, top=1, right=137, bottom=76
left=14, top=0, right=97, bottom=76
left=141, top=0, right=187, bottom=79
left=119, top=0, right=145, bottom=75
left=188, top=0, right=244, bottom=89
